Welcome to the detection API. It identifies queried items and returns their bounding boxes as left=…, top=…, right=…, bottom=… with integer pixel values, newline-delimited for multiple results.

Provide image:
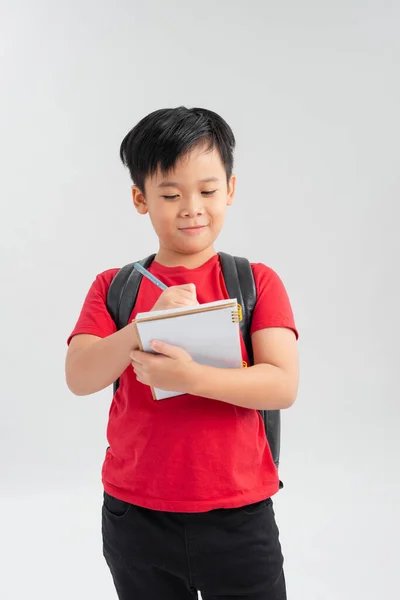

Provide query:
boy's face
left=132, top=145, right=236, bottom=259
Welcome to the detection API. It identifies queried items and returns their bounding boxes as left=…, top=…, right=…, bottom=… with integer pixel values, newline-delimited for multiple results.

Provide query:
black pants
left=102, top=492, right=287, bottom=600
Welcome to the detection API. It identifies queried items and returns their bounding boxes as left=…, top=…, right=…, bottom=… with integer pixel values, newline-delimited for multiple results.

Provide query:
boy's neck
left=155, top=246, right=217, bottom=269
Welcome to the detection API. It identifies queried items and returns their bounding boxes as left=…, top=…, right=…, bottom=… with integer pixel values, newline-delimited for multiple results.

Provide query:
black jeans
left=102, top=492, right=286, bottom=600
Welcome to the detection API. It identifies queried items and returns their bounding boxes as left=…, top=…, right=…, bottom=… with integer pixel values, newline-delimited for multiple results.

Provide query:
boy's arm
left=189, top=327, right=299, bottom=410
left=131, top=327, right=299, bottom=410
left=66, top=283, right=198, bottom=396
left=65, top=323, right=139, bottom=396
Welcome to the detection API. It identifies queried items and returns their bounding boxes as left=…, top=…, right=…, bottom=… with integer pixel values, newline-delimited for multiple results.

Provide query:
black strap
left=106, top=255, right=155, bottom=393
left=107, top=255, right=156, bottom=329
left=218, top=252, right=256, bottom=365
left=219, top=253, right=281, bottom=468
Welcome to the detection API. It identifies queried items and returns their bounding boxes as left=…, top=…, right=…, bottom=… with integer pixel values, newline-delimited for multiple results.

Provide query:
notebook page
left=135, top=303, right=243, bottom=400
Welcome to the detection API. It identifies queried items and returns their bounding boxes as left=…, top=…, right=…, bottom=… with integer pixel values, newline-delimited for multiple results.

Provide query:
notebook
left=133, top=298, right=244, bottom=400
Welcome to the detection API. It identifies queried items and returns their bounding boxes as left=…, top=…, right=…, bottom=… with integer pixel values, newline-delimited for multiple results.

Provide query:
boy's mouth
left=179, top=225, right=208, bottom=236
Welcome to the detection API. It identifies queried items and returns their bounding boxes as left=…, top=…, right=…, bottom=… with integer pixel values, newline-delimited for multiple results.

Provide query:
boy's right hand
left=151, top=284, right=198, bottom=311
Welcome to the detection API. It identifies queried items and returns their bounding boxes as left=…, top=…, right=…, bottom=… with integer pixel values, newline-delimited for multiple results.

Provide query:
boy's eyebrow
left=157, top=177, right=221, bottom=188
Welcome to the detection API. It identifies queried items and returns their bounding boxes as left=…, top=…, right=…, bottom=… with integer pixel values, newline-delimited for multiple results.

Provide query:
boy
left=66, top=106, right=299, bottom=600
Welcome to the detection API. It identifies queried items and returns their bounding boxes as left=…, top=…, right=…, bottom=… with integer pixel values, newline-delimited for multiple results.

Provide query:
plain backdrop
left=1, top=1, right=399, bottom=598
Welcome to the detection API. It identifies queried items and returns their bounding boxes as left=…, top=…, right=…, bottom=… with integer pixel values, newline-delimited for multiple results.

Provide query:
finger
left=150, top=340, right=186, bottom=359
left=168, top=289, right=197, bottom=301
left=132, top=362, right=144, bottom=378
left=135, top=370, right=145, bottom=384
left=170, top=299, right=198, bottom=307
left=177, top=283, right=196, bottom=294
left=130, top=350, right=146, bottom=364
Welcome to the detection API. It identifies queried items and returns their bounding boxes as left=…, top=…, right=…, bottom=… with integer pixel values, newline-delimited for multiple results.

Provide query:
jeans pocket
left=103, top=492, right=132, bottom=519
left=238, top=497, right=272, bottom=515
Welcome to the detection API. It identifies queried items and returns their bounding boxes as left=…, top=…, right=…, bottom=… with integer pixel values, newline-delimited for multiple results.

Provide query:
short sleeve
left=250, top=263, right=298, bottom=339
left=67, top=269, right=119, bottom=345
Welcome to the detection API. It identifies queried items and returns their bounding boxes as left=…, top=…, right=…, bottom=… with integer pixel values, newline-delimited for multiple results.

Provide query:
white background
left=1, top=1, right=399, bottom=598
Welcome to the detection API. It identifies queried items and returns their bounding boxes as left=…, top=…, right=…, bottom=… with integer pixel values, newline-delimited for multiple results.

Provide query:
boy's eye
left=162, top=190, right=217, bottom=200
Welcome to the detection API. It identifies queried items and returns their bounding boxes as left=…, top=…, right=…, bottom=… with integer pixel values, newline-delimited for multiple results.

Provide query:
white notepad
left=133, top=299, right=243, bottom=400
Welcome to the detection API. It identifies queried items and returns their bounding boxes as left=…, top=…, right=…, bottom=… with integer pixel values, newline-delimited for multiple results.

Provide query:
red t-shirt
left=68, top=254, right=298, bottom=512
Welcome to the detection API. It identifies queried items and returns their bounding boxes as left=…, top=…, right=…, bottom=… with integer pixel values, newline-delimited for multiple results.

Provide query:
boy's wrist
left=186, top=362, right=207, bottom=396
left=125, top=321, right=140, bottom=350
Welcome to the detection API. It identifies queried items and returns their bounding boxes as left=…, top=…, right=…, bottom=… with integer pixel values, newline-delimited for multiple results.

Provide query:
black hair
left=119, top=106, right=235, bottom=192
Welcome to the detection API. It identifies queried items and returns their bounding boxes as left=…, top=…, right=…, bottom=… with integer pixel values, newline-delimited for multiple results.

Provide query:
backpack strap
left=218, top=252, right=281, bottom=470
left=218, top=252, right=256, bottom=364
left=106, top=254, right=156, bottom=393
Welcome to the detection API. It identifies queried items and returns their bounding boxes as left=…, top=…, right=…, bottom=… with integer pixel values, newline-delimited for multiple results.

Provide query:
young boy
left=66, top=106, right=299, bottom=600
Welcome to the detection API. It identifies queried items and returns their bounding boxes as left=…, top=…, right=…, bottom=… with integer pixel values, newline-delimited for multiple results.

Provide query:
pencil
left=133, top=262, right=168, bottom=291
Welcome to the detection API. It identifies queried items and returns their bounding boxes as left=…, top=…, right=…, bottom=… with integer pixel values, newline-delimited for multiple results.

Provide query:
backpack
left=106, top=252, right=282, bottom=469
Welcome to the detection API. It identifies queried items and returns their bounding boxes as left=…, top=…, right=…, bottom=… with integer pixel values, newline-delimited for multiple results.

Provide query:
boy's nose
left=179, top=197, right=205, bottom=218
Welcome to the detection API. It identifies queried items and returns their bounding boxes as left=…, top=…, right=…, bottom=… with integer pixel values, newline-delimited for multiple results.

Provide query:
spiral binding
left=231, top=303, right=243, bottom=323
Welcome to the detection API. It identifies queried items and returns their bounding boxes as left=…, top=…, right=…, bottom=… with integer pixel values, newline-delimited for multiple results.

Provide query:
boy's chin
left=172, top=237, right=217, bottom=256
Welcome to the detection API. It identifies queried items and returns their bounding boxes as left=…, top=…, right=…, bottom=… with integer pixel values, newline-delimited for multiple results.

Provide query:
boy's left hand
left=130, top=341, right=198, bottom=393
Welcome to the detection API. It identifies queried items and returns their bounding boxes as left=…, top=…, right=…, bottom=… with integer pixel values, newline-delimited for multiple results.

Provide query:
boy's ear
left=132, top=186, right=148, bottom=214
left=226, top=174, right=236, bottom=206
